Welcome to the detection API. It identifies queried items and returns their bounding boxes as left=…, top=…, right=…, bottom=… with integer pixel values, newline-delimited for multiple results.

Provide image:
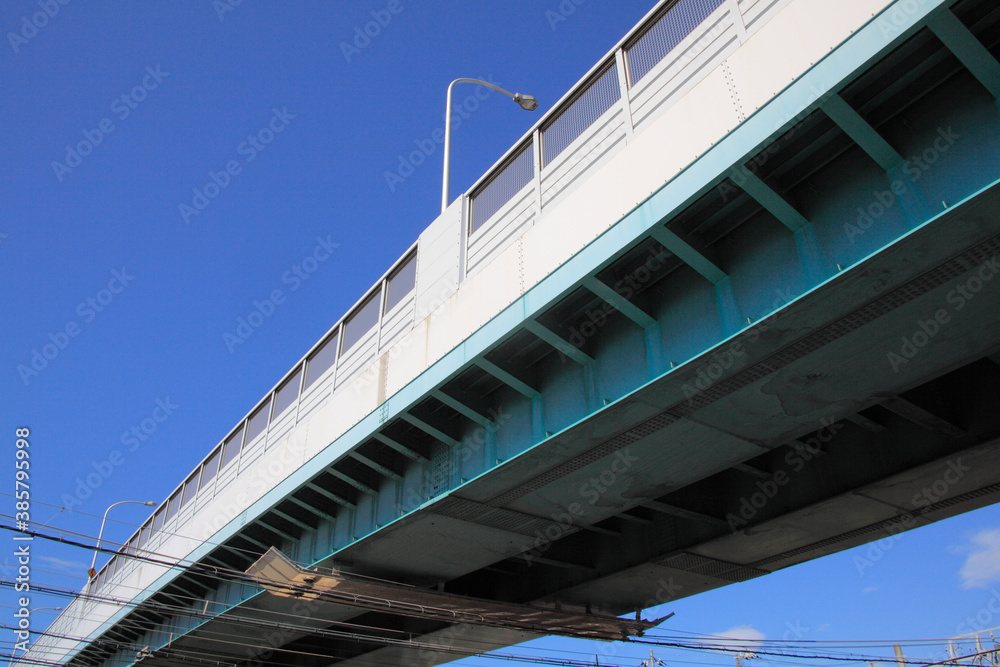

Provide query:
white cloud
left=959, top=528, right=1000, bottom=589
left=708, top=625, right=766, bottom=652
left=39, top=555, right=87, bottom=572
left=862, top=586, right=879, bottom=594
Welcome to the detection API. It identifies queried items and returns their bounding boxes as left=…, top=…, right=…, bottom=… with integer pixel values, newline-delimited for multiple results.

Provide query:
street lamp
left=441, top=78, right=539, bottom=214
left=88, top=500, right=156, bottom=579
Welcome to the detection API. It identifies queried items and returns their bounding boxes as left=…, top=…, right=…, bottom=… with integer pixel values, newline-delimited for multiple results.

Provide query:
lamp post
left=441, top=78, right=539, bottom=214
left=88, top=500, right=156, bottom=579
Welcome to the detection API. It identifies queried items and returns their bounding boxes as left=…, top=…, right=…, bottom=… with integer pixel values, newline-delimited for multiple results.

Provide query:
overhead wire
left=2, top=522, right=988, bottom=667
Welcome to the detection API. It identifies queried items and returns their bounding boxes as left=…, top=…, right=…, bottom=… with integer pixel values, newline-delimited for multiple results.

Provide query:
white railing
left=466, top=0, right=762, bottom=274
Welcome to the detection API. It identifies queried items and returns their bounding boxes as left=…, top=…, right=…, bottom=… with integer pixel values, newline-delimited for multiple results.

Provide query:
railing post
left=458, top=194, right=469, bottom=283
left=725, top=0, right=748, bottom=43
left=532, top=128, right=543, bottom=216
left=615, top=48, right=635, bottom=143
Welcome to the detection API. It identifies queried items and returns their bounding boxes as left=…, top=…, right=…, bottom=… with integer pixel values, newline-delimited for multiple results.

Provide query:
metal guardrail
left=468, top=0, right=732, bottom=246
left=542, top=63, right=621, bottom=166
left=627, top=0, right=726, bottom=85
left=471, top=141, right=535, bottom=233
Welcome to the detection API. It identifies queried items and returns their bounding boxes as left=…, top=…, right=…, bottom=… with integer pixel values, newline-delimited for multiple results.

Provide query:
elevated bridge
left=26, top=0, right=1000, bottom=665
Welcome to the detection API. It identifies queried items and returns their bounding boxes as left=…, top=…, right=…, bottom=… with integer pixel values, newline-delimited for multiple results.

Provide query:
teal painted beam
left=821, top=94, right=903, bottom=171
left=271, top=507, right=315, bottom=532
left=166, top=580, right=202, bottom=600
left=432, top=389, right=494, bottom=428
left=928, top=9, right=1000, bottom=100
left=288, top=495, right=339, bottom=523
left=235, top=533, right=269, bottom=552
left=373, top=432, right=429, bottom=463
left=400, top=412, right=462, bottom=447
left=350, top=451, right=403, bottom=480
left=474, top=358, right=541, bottom=399
left=523, top=319, right=595, bottom=366
left=256, top=518, right=296, bottom=542
left=645, top=224, right=727, bottom=284
left=736, top=171, right=809, bottom=232
left=325, top=467, right=377, bottom=495
left=581, top=276, right=657, bottom=328
left=306, top=481, right=357, bottom=509
left=202, top=555, right=229, bottom=568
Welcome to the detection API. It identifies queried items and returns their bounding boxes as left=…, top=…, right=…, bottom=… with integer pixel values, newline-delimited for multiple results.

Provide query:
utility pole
left=640, top=649, right=668, bottom=667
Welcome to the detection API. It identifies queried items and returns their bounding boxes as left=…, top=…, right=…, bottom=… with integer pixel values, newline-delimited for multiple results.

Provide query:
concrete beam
left=879, top=396, right=968, bottom=439
left=645, top=501, right=728, bottom=527
left=526, top=555, right=596, bottom=574
left=733, top=462, right=770, bottom=479
left=845, top=413, right=885, bottom=433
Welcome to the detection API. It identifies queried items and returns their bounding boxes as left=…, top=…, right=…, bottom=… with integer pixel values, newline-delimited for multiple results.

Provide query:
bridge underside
left=67, top=1, right=1000, bottom=666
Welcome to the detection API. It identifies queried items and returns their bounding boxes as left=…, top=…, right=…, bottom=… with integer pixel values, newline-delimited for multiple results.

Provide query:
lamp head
left=513, top=93, right=539, bottom=111
left=143, top=501, right=156, bottom=506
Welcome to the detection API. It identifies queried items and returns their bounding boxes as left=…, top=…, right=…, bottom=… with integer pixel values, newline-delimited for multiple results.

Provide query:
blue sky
left=2, top=1, right=1000, bottom=665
